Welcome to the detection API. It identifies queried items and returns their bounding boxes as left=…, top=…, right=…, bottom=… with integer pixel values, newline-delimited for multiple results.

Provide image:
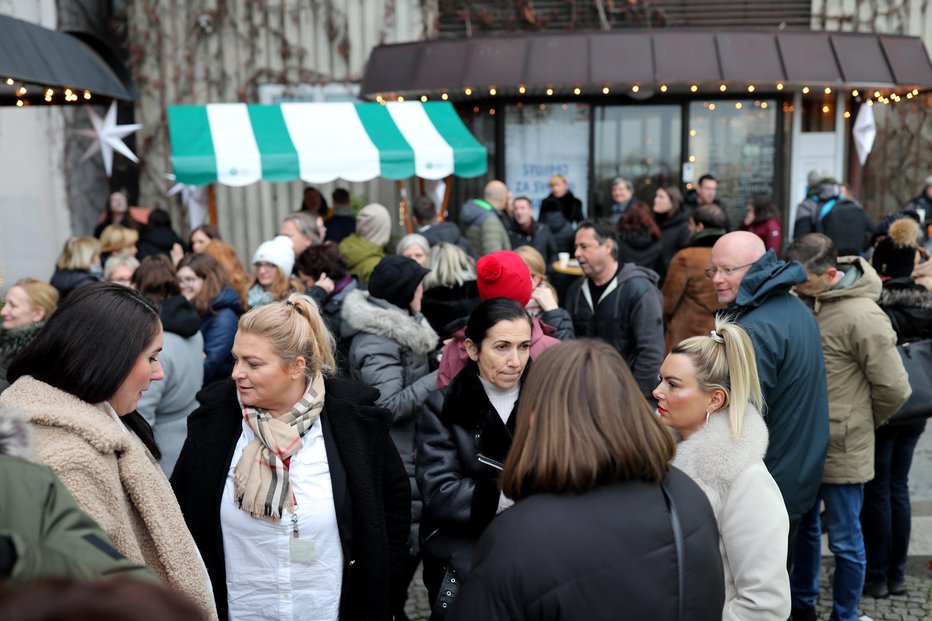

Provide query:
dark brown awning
left=361, top=29, right=932, bottom=100
left=0, top=14, right=136, bottom=105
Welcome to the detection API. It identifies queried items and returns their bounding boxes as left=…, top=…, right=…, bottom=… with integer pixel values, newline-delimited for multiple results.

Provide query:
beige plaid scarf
left=233, top=373, right=326, bottom=521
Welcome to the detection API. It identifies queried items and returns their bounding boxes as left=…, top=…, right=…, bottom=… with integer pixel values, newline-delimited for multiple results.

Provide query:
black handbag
left=886, top=338, right=932, bottom=426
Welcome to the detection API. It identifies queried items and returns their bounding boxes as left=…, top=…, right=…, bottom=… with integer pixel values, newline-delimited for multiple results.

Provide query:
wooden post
left=208, top=184, right=218, bottom=225
left=440, top=174, right=453, bottom=222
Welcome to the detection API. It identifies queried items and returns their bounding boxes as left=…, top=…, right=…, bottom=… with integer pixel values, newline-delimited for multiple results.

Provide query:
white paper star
left=75, top=102, right=142, bottom=177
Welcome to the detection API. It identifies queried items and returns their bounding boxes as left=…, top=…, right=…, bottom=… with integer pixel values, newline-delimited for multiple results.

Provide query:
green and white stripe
left=168, top=101, right=488, bottom=186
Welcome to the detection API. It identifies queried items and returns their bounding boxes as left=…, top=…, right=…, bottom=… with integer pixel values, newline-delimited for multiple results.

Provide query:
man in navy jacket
left=710, top=232, right=830, bottom=561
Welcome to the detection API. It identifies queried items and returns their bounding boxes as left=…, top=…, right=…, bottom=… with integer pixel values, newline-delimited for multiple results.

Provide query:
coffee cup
left=558, top=252, right=570, bottom=267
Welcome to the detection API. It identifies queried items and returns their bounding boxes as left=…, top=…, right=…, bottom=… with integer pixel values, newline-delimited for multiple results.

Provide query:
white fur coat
left=673, top=406, right=791, bottom=621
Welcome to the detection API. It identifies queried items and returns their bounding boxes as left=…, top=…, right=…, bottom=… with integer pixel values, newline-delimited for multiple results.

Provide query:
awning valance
left=0, top=14, right=136, bottom=104
left=167, top=101, right=488, bottom=186
left=361, top=29, right=932, bottom=100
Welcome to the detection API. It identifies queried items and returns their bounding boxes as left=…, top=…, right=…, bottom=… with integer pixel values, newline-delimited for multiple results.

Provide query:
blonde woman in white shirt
left=170, top=293, right=409, bottom=621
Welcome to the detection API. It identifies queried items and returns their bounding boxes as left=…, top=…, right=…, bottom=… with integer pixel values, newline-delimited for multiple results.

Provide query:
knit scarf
left=233, top=373, right=326, bottom=521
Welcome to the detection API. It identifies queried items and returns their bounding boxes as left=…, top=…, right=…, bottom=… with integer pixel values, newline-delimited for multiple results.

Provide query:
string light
left=441, top=93, right=448, bottom=100
left=874, top=90, right=881, bottom=98
left=689, top=129, right=697, bottom=136
left=822, top=104, right=830, bottom=114
left=632, top=85, right=639, bottom=93
left=573, top=87, right=581, bottom=95
left=546, top=88, right=553, bottom=96
left=489, top=87, right=496, bottom=96
left=420, top=95, right=427, bottom=102
left=17, top=86, right=26, bottom=96
left=602, top=86, right=610, bottom=94
left=843, top=111, right=851, bottom=118
left=760, top=102, right=768, bottom=109
left=824, top=87, right=832, bottom=94
left=867, top=100, right=874, bottom=106
left=4, top=78, right=13, bottom=85
left=397, top=96, right=404, bottom=102
left=688, top=155, right=696, bottom=162
left=489, top=108, right=495, bottom=116
left=708, top=103, right=716, bottom=110
left=16, top=100, right=23, bottom=107
left=735, top=102, right=742, bottom=109
left=907, top=93, right=913, bottom=99
left=464, top=87, right=472, bottom=96
left=660, top=84, right=668, bottom=93
left=912, top=88, right=919, bottom=95
left=690, top=84, right=698, bottom=92
left=719, top=84, right=727, bottom=92
left=776, top=83, right=784, bottom=91
left=748, top=85, right=755, bottom=93
left=802, top=86, right=810, bottom=94
left=376, top=95, right=384, bottom=103
left=852, top=89, right=859, bottom=97
left=518, top=86, right=526, bottom=94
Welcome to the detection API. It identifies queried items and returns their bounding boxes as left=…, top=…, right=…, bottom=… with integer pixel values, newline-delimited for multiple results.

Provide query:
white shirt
left=478, top=377, right=520, bottom=424
left=221, top=417, right=344, bottom=621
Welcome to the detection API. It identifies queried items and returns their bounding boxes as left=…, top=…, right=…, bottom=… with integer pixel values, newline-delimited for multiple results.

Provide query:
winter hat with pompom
left=476, top=251, right=533, bottom=307
left=872, top=217, right=921, bottom=279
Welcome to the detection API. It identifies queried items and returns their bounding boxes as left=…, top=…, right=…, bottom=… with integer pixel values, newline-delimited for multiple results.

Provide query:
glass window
left=593, top=105, right=682, bottom=216
left=687, top=100, right=777, bottom=222
left=504, top=102, right=591, bottom=216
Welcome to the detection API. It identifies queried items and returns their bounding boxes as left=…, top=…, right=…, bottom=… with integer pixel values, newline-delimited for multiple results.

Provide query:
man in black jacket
left=411, top=196, right=477, bottom=259
left=506, top=196, right=557, bottom=263
left=563, top=219, right=664, bottom=399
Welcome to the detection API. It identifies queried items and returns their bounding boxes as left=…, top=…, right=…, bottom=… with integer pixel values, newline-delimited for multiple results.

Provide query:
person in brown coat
left=0, top=284, right=217, bottom=620
left=662, top=204, right=727, bottom=354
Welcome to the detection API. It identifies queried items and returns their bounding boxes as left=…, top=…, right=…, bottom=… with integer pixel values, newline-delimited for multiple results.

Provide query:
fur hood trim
left=341, top=288, right=438, bottom=355
left=881, top=282, right=932, bottom=310
left=671, top=405, right=769, bottom=516
left=0, top=406, right=32, bottom=459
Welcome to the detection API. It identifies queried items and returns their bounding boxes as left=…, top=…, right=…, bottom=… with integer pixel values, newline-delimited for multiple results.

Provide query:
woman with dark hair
left=137, top=208, right=187, bottom=261
left=0, top=283, right=216, bottom=619
left=176, top=253, right=243, bottom=386
left=132, top=255, right=204, bottom=476
left=653, top=185, right=691, bottom=277
left=448, top=339, right=725, bottom=621
left=295, top=241, right=360, bottom=373
left=171, top=294, right=409, bottom=621
left=740, top=194, right=783, bottom=256
left=617, top=201, right=665, bottom=274
left=416, top=297, right=533, bottom=615
left=190, top=224, right=221, bottom=255
left=93, top=191, right=142, bottom=238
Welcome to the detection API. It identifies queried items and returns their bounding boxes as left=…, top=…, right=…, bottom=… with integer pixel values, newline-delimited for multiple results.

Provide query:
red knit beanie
left=476, top=251, right=533, bottom=307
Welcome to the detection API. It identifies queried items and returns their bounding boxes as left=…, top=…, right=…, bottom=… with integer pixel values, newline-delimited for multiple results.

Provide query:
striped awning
left=167, top=101, right=488, bottom=186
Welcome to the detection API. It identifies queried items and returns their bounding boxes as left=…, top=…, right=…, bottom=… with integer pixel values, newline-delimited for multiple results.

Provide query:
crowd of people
left=0, top=176, right=929, bottom=621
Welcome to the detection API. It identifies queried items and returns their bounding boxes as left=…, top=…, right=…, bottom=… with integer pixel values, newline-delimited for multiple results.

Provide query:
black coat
left=416, top=361, right=524, bottom=576
left=448, top=468, right=725, bottom=621
left=170, top=377, right=410, bottom=621
left=617, top=227, right=665, bottom=274
left=507, top=219, right=558, bottom=264
left=421, top=281, right=481, bottom=339
left=49, top=269, right=100, bottom=302
left=421, top=222, right=477, bottom=259
left=655, top=208, right=691, bottom=276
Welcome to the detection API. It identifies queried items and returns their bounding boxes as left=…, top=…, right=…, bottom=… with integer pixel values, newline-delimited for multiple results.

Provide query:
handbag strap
left=661, top=482, right=685, bottom=621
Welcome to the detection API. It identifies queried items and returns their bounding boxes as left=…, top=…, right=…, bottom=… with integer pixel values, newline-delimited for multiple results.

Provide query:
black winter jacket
left=170, top=377, right=410, bottom=621
left=416, top=361, right=525, bottom=576
left=507, top=219, right=558, bottom=263
left=448, top=469, right=725, bottom=621
left=564, top=263, right=665, bottom=398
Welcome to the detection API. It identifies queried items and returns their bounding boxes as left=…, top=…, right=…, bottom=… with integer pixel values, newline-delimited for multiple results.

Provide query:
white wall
left=0, top=0, right=69, bottom=290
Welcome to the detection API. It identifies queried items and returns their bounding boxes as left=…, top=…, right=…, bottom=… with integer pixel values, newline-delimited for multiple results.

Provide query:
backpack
left=812, top=198, right=873, bottom=256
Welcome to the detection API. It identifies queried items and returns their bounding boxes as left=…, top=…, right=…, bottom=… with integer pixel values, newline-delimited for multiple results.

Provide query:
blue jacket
left=722, top=250, right=829, bottom=521
left=200, top=287, right=242, bottom=386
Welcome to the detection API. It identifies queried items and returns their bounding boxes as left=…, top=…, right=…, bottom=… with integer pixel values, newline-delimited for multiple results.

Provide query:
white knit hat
left=253, top=235, right=295, bottom=275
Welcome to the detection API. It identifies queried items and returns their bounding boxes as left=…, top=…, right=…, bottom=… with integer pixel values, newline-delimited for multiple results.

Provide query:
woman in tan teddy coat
left=0, top=283, right=216, bottom=619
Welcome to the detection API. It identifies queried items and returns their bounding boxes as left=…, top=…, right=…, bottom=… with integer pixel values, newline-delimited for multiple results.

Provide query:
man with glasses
left=710, top=231, right=830, bottom=578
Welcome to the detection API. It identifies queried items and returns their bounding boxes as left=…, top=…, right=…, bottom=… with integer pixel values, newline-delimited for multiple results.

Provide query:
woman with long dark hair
left=0, top=283, right=216, bottom=619
left=740, top=194, right=783, bottom=256
left=652, top=185, right=691, bottom=277
left=416, top=298, right=533, bottom=615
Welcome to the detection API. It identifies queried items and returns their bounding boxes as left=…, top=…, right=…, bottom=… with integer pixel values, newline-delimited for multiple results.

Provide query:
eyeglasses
left=703, top=262, right=754, bottom=280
